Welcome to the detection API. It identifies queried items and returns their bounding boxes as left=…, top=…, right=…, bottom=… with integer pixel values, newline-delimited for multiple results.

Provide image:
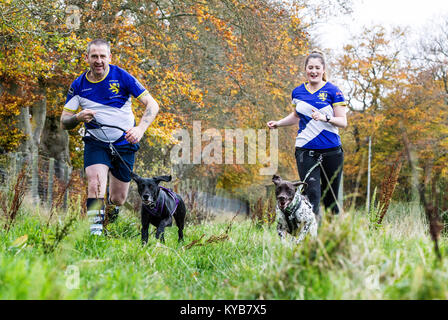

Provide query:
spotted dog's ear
left=293, top=181, right=307, bottom=192
left=272, top=174, right=282, bottom=185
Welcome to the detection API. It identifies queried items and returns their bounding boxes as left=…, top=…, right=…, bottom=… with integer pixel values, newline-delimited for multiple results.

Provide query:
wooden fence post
left=366, top=136, right=372, bottom=213
left=63, top=163, right=70, bottom=209
left=47, top=158, right=55, bottom=207
left=31, top=151, right=39, bottom=204
left=8, top=153, right=17, bottom=183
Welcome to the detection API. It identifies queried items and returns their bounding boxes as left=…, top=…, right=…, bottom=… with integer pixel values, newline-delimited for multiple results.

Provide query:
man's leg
left=106, top=147, right=136, bottom=223
left=105, top=172, right=131, bottom=223
left=108, top=171, right=130, bottom=205
left=85, top=164, right=109, bottom=235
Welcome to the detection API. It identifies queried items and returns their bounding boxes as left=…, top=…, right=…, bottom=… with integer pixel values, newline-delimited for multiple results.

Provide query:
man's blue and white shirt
left=64, top=64, right=148, bottom=144
left=292, top=82, right=346, bottom=149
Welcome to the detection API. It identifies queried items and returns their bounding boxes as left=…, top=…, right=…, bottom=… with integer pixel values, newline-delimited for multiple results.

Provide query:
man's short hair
left=87, top=39, right=111, bottom=55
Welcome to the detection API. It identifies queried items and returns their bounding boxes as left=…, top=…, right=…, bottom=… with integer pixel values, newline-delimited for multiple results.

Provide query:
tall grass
left=0, top=165, right=28, bottom=232
left=0, top=194, right=446, bottom=299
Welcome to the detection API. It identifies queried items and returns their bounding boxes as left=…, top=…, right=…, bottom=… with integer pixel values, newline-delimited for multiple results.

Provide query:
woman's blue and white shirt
left=292, top=82, right=346, bottom=149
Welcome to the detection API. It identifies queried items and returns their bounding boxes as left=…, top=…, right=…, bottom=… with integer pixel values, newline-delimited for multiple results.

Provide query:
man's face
left=85, top=44, right=111, bottom=79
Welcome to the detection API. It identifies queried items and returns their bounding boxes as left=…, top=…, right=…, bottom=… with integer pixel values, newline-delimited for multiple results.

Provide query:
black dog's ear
left=272, top=174, right=281, bottom=185
left=155, top=175, right=172, bottom=184
left=130, top=172, right=140, bottom=182
left=293, top=181, right=307, bottom=192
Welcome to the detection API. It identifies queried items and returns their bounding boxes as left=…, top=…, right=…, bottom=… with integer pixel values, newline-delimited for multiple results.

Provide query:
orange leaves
left=193, top=3, right=238, bottom=49
left=338, top=24, right=448, bottom=202
left=186, top=30, right=199, bottom=41
left=0, top=0, right=314, bottom=186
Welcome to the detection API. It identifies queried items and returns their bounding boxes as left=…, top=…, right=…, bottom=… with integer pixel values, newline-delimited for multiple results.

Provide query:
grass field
left=0, top=198, right=447, bottom=300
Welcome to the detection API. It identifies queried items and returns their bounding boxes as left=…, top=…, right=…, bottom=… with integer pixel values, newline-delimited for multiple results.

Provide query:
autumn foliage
left=1, top=1, right=448, bottom=211
left=336, top=25, right=448, bottom=212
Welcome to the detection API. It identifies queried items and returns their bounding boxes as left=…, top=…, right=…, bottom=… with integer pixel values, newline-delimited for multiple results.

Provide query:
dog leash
left=299, top=152, right=344, bottom=214
left=85, top=118, right=133, bottom=175
left=319, top=161, right=344, bottom=214
left=298, top=154, right=323, bottom=193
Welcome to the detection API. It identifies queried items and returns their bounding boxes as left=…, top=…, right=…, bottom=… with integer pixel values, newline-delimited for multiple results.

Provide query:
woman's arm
left=311, top=105, right=347, bottom=128
left=267, top=111, right=299, bottom=129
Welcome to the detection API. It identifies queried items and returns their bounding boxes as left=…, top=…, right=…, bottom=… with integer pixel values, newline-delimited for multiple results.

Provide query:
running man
left=61, top=39, right=159, bottom=235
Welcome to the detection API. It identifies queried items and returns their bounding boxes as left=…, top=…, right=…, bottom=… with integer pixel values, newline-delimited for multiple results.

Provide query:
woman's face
left=305, top=58, right=325, bottom=85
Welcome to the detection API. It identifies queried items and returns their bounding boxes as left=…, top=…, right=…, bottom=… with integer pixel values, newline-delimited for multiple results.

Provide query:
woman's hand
left=311, top=106, right=348, bottom=128
left=267, top=112, right=299, bottom=129
left=311, top=108, right=325, bottom=122
left=267, top=120, right=279, bottom=129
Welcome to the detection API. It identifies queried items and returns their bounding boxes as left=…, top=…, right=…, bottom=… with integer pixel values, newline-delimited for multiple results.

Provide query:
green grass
left=0, top=199, right=447, bottom=299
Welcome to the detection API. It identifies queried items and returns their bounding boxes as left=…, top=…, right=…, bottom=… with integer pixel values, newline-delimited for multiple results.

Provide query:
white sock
left=87, top=209, right=104, bottom=235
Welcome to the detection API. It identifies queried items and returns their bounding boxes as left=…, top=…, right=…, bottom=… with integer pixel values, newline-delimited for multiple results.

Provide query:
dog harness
left=282, top=191, right=303, bottom=234
left=147, top=186, right=180, bottom=217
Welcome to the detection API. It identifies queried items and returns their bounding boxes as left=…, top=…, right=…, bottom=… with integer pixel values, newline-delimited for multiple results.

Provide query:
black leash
left=85, top=118, right=133, bottom=175
left=298, top=154, right=323, bottom=193
left=299, top=152, right=344, bottom=215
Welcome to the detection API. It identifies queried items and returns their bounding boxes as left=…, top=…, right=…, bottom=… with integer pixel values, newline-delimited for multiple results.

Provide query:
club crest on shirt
left=109, top=82, right=120, bottom=94
left=318, top=91, right=327, bottom=102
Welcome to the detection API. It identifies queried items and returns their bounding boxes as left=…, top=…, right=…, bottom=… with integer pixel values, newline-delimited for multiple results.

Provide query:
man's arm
left=60, top=111, right=80, bottom=130
left=125, top=93, right=159, bottom=144
left=60, top=109, right=97, bottom=130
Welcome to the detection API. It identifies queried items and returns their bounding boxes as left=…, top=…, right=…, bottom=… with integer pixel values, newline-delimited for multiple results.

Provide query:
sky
left=310, top=0, right=448, bottom=53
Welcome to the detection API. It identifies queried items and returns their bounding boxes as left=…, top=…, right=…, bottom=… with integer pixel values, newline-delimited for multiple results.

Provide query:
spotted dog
left=272, top=175, right=317, bottom=243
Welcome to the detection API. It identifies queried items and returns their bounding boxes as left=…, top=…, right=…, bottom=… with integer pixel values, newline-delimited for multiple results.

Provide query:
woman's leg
left=321, top=151, right=344, bottom=214
left=295, top=148, right=321, bottom=220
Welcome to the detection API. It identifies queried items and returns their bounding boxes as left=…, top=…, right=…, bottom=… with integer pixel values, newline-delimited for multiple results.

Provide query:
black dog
left=131, top=173, right=186, bottom=244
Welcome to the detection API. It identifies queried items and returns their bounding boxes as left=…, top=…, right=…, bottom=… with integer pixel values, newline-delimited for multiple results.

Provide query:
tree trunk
left=39, top=115, right=71, bottom=179
left=31, top=85, right=47, bottom=152
left=17, top=83, right=47, bottom=155
left=17, top=106, right=33, bottom=155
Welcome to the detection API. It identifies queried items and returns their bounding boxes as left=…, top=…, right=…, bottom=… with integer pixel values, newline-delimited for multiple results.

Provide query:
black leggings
left=295, top=147, right=344, bottom=217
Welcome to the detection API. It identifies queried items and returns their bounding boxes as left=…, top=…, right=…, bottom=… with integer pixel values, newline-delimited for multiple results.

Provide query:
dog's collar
left=283, top=192, right=302, bottom=218
left=276, top=193, right=302, bottom=234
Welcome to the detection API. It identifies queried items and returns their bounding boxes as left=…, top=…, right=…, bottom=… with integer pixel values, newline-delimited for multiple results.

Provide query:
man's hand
left=76, top=109, right=97, bottom=123
left=125, top=126, right=145, bottom=144
left=127, top=93, right=159, bottom=144
left=60, top=111, right=79, bottom=130
left=60, top=109, right=97, bottom=130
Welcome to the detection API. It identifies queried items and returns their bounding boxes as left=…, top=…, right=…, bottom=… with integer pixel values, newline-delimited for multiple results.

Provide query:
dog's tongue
left=279, top=201, right=290, bottom=210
